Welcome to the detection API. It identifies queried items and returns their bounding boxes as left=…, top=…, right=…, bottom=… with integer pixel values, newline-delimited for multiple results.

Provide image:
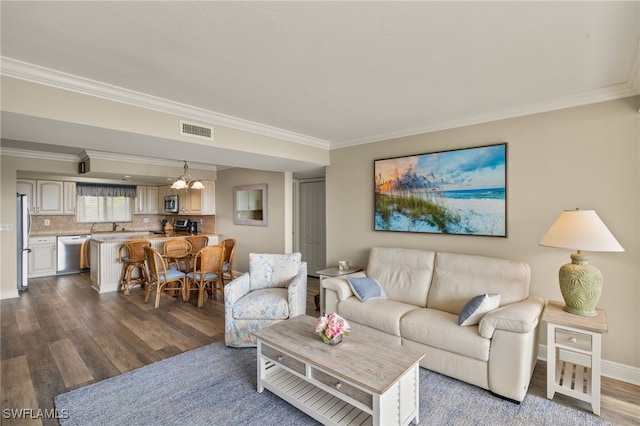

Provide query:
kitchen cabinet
left=135, top=186, right=159, bottom=214
left=17, top=179, right=65, bottom=215
left=173, top=181, right=215, bottom=215
left=37, top=180, right=64, bottom=215
left=28, top=236, right=57, bottom=277
left=63, top=181, right=77, bottom=214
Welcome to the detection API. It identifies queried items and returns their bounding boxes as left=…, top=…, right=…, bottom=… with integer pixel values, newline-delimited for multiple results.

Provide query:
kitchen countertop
left=90, top=232, right=221, bottom=243
left=31, top=231, right=221, bottom=242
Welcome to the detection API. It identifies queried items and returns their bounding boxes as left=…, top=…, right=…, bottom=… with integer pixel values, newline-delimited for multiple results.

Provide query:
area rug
left=55, top=341, right=610, bottom=426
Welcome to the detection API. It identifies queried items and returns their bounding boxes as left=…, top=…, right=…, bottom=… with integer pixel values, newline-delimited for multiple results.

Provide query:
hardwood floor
left=1, top=273, right=638, bottom=425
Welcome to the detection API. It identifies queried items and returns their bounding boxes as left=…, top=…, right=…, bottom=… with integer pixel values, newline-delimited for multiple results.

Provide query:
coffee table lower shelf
left=262, top=363, right=372, bottom=426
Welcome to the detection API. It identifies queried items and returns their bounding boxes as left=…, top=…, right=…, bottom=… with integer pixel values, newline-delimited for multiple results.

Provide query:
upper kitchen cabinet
left=17, top=179, right=65, bottom=215
left=169, top=180, right=215, bottom=215
left=134, top=186, right=159, bottom=214
left=63, top=181, right=77, bottom=214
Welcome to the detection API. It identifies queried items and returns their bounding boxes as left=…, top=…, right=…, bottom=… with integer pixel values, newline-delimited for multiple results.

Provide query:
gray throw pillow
left=347, top=277, right=387, bottom=302
left=458, top=293, right=501, bottom=326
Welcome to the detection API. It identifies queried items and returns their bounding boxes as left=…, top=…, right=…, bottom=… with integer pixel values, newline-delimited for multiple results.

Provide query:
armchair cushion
left=232, top=288, right=289, bottom=320
left=249, top=252, right=302, bottom=291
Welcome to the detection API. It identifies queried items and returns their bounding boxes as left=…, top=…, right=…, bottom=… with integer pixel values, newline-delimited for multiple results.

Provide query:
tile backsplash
left=30, top=214, right=216, bottom=236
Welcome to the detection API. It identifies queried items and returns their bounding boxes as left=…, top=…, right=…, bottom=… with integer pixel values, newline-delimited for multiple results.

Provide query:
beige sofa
left=322, top=247, right=545, bottom=402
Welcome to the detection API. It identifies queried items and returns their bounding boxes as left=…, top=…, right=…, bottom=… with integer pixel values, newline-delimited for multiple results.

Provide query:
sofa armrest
left=322, top=271, right=367, bottom=301
left=479, top=296, right=545, bottom=339
left=288, top=262, right=308, bottom=317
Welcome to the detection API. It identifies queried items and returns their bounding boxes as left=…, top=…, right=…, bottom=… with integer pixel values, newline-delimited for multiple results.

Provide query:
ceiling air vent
left=180, top=120, right=213, bottom=140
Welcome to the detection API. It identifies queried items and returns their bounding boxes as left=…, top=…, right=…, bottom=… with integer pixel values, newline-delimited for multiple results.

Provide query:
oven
left=164, top=195, right=179, bottom=213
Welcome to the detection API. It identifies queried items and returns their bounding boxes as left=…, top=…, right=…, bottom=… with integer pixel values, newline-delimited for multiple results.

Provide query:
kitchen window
left=76, top=183, right=135, bottom=223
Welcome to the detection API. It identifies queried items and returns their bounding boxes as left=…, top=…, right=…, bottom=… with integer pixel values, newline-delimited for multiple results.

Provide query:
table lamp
left=539, top=209, right=624, bottom=316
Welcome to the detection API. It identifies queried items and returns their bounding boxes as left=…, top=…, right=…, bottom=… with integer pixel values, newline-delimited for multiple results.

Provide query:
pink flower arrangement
left=315, top=313, right=350, bottom=343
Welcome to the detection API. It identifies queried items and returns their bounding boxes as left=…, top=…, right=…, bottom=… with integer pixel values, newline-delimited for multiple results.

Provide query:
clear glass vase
left=324, top=334, right=342, bottom=345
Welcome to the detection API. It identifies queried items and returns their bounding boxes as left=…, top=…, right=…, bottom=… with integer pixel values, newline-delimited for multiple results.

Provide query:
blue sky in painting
left=416, top=144, right=505, bottom=191
left=377, top=144, right=505, bottom=192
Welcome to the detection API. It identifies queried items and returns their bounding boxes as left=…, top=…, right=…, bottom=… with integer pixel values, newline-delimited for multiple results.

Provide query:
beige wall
left=326, top=97, right=640, bottom=369
left=215, top=168, right=292, bottom=273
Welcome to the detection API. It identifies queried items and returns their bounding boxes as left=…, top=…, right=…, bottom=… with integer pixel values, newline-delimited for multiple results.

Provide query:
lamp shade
left=539, top=209, right=624, bottom=252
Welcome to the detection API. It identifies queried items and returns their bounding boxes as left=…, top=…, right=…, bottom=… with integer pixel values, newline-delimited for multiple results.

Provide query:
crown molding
left=333, top=82, right=640, bottom=149
left=80, top=150, right=217, bottom=171
left=0, top=147, right=79, bottom=162
left=0, top=57, right=331, bottom=150
left=3, top=54, right=638, bottom=152
left=0, top=147, right=217, bottom=171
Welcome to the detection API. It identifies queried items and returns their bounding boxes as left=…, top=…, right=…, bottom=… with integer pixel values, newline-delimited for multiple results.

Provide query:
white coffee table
left=253, top=315, right=425, bottom=426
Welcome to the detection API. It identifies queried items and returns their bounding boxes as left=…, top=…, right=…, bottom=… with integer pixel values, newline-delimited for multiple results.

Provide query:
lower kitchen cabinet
left=28, top=236, right=57, bottom=278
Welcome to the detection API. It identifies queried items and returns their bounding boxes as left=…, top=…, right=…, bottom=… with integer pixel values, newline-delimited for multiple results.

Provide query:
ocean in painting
left=374, top=186, right=506, bottom=236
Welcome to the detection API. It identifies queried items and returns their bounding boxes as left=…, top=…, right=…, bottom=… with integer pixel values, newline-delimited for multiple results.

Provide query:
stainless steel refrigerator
left=17, top=193, right=31, bottom=292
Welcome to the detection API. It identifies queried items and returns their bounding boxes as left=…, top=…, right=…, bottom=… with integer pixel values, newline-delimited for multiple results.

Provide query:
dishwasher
left=57, top=235, right=92, bottom=274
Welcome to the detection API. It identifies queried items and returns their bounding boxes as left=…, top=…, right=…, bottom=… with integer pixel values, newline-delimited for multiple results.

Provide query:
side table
left=542, top=300, right=608, bottom=415
left=316, top=266, right=363, bottom=313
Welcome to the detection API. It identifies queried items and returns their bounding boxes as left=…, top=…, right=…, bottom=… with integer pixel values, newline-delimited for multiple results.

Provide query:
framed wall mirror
left=233, top=183, right=268, bottom=226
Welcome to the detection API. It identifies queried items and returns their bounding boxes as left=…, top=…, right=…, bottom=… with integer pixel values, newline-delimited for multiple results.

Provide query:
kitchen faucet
left=112, top=222, right=118, bottom=232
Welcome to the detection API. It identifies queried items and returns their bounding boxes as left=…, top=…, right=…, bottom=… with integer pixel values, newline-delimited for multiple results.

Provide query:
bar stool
left=117, top=239, right=151, bottom=295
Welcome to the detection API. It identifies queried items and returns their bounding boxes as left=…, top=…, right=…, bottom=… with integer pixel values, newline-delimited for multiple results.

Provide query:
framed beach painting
left=374, top=143, right=507, bottom=236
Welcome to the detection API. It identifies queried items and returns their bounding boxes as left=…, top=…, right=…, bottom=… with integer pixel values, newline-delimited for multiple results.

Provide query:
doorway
left=298, top=179, right=326, bottom=277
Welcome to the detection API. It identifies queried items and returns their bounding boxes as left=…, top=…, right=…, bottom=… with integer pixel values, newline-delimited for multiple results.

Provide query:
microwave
left=164, top=195, right=179, bottom=213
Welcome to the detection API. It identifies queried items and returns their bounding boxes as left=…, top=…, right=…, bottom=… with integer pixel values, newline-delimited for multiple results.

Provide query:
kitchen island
left=89, top=232, right=221, bottom=293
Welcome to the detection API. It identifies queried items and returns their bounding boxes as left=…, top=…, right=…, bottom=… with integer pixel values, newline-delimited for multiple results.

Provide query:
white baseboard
left=538, top=344, right=640, bottom=386
left=0, top=289, right=20, bottom=300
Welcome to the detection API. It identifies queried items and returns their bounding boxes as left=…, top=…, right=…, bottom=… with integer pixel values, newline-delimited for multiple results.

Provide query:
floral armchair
left=224, top=252, right=307, bottom=347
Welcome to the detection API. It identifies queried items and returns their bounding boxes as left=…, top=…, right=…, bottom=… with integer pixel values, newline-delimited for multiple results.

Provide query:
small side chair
left=224, top=252, right=307, bottom=347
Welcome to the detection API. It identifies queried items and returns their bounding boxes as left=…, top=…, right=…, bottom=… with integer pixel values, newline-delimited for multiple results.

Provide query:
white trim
left=0, top=57, right=331, bottom=150
left=4, top=56, right=639, bottom=151
left=538, top=344, right=640, bottom=386
left=0, top=147, right=78, bottom=162
left=0, top=147, right=218, bottom=172
left=0, top=289, right=20, bottom=300
left=334, top=82, right=640, bottom=148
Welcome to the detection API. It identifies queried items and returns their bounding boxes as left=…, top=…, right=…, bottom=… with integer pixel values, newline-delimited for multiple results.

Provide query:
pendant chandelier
left=171, top=161, right=205, bottom=190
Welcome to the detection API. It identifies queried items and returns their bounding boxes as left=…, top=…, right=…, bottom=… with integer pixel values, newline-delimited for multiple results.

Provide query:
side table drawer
left=310, top=367, right=373, bottom=409
left=262, top=345, right=305, bottom=375
left=556, top=329, right=592, bottom=351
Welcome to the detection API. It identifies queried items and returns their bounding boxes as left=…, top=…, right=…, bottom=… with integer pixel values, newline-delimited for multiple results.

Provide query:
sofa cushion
left=338, top=297, right=418, bottom=337
left=347, top=277, right=387, bottom=302
left=427, top=252, right=531, bottom=315
left=458, top=294, right=500, bottom=326
left=232, top=288, right=289, bottom=320
left=367, top=247, right=435, bottom=307
left=249, top=252, right=302, bottom=291
left=400, top=308, right=491, bottom=362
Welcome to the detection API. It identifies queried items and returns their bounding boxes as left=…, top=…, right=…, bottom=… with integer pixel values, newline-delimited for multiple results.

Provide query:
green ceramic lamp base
left=558, top=251, right=602, bottom=317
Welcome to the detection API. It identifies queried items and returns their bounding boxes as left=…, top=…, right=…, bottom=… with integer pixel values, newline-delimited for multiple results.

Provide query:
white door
left=300, top=180, right=326, bottom=277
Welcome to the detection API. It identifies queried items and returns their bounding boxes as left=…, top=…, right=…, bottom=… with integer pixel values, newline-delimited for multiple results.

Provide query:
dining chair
left=163, top=239, right=193, bottom=272
left=221, top=238, right=236, bottom=284
left=185, top=244, right=224, bottom=308
left=143, top=246, right=186, bottom=308
left=186, top=235, right=209, bottom=271
left=117, top=239, right=151, bottom=295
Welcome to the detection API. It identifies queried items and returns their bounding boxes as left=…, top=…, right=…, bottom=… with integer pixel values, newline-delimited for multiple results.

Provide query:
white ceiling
left=1, top=1, right=639, bottom=176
